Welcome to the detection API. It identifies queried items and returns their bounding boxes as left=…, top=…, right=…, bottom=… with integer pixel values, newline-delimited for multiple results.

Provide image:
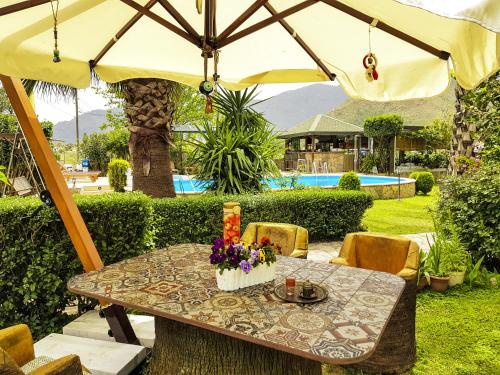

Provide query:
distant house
left=279, top=114, right=427, bottom=173
left=279, top=114, right=367, bottom=172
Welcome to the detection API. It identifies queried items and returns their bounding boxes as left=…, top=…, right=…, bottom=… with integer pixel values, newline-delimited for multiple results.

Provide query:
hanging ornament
left=363, top=23, right=380, bottom=82
left=199, top=80, right=214, bottom=96
left=363, top=52, right=378, bottom=81
left=196, top=0, right=202, bottom=14
left=51, top=0, right=61, bottom=63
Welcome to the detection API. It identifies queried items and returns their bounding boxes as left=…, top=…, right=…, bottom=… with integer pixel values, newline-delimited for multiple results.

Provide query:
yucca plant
left=189, top=87, right=281, bottom=195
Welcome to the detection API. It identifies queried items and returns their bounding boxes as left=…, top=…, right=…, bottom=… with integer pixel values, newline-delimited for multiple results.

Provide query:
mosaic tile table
left=68, top=244, right=405, bottom=375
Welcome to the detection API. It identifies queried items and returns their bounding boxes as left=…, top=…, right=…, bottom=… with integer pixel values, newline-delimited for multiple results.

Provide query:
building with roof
left=279, top=114, right=369, bottom=172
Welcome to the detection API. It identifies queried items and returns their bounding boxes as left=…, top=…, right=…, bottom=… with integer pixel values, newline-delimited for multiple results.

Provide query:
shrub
left=190, top=87, right=281, bottom=194
left=424, top=151, right=449, bottom=169
left=404, top=151, right=424, bottom=165
left=410, top=171, right=434, bottom=195
left=108, top=158, right=130, bottom=192
left=437, top=164, right=500, bottom=270
left=0, top=193, right=153, bottom=340
left=364, top=114, right=403, bottom=173
left=359, top=154, right=378, bottom=173
left=153, top=189, right=373, bottom=247
left=338, top=171, right=361, bottom=191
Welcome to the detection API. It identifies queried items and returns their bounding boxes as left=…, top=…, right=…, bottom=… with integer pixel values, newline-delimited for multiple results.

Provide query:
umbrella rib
left=90, top=0, right=158, bottom=69
left=0, top=0, right=51, bottom=16
left=320, top=0, right=450, bottom=60
left=157, top=0, right=201, bottom=41
left=264, top=3, right=335, bottom=81
left=120, top=0, right=201, bottom=47
left=217, top=0, right=269, bottom=41
left=217, top=0, right=318, bottom=49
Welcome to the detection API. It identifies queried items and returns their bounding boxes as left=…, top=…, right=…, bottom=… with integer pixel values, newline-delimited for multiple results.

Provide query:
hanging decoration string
left=51, top=0, right=61, bottom=63
left=363, top=22, right=379, bottom=82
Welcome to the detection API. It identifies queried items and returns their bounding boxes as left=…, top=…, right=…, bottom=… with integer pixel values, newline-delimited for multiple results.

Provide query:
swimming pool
left=173, top=174, right=414, bottom=194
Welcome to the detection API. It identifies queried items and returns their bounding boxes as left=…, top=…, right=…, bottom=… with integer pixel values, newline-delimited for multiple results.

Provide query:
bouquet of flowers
left=210, top=236, right=280, bottom=276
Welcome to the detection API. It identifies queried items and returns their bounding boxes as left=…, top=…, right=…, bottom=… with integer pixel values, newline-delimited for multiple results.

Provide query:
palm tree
left=24, top=78, right=182, bottom=198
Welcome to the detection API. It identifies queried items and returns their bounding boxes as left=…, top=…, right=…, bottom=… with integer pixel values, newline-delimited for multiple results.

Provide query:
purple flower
left=212, top=238, right=224, bottom=252
left=219, top=253, right=227, bottom=262
left=250, top=249, right=259, bottom=259
left=229, top=255, right=238, bottom=265
left=240, top=260, right=252, bottom=273
left=209, top=253, right=220, bottom=264
left=226, top=243, right=235, bottom=257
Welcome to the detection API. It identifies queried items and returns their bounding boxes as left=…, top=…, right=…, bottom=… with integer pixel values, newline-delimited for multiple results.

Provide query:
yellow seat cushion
left=331, top=232, right=419, bottom=280
left=0, top=325, right=35, bottom=367
left=355, top=234, right=410, bottom=274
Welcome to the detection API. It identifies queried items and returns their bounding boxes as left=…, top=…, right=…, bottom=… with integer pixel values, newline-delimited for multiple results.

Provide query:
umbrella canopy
left=0, top=0, right=498, bottom=100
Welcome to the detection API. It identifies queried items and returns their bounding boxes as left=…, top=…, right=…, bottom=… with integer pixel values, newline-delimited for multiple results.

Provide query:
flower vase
left=216, top=262, right=277, bottom=291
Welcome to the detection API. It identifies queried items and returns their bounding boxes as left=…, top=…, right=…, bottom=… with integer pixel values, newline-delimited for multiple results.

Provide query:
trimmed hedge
left=410, top=171, right=435, bottom=195
left=153, top=189, right=373, bottom=247
left=338, top=171, right=361, bottom=191
left=0, top=193, right=152, bottom=340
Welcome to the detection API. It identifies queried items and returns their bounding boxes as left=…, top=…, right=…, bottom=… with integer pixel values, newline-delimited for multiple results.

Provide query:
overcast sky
left=33, top=81, right=338, bottom=123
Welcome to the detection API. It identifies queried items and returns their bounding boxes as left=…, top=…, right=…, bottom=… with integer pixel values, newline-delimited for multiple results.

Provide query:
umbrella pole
left=0, top=75, right=139, bottom=345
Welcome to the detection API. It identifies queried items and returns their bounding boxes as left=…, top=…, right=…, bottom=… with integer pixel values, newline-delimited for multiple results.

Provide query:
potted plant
left=425, top=237, right=450, bottom=292
left=209, top=236, right=279, bottom=291
left=438, top=217, right=468, bottom=287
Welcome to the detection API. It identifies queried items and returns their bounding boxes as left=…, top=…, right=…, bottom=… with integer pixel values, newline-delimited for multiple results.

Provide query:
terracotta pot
left=449, top=271, right=466, bottom=287
left=430, top=276, right=450, bottom=292
left=417, top=276, right=428, bottom=291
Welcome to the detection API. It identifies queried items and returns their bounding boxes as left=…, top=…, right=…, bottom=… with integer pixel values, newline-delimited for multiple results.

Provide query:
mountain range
left=53, top=83, right=454, bottom=143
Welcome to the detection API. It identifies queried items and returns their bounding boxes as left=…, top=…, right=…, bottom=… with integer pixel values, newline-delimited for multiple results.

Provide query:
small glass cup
left=286, top=276, right=296, bottom=296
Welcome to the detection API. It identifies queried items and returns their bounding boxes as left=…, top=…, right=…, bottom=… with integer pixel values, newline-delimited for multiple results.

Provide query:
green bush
left=410, top=171, right=435, bottom=195
left=437, top=165, right=500, bottom=270
left=0, top=193, right=152, bottom=340
left=153, top=189, right=373, bottom=247
left=108, top=158, right=130, bottom=192
left=338, top=171, right=361, bottom=191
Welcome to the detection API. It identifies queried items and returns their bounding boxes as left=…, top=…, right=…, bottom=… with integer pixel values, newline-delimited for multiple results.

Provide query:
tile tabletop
left=68, top=244, right=405, bottom=365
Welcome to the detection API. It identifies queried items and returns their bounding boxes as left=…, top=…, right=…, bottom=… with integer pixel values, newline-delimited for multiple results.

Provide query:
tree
left=364, top=114, right=403, bottom=173
left=461, top=72, right=500, bottom=164
left=190, top=87, right=281, bottom=194
left=0, top=86, right=14, bottom=115
left=409, top=118, right=452, bottom=150
left=81, top=132, right=109, bottom=172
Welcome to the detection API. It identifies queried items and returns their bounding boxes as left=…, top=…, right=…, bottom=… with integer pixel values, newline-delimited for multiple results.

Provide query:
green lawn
left=362, top=188, right=438, bottom=234
left=324, top=286, right=500, bottom=375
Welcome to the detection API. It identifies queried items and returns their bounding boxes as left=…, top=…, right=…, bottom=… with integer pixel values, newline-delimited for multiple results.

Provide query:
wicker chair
left=330, top=232, right=419, bottom=374
left=0, top=324, right=87, bottom=375
left=241, top=222, right=308, bottom=258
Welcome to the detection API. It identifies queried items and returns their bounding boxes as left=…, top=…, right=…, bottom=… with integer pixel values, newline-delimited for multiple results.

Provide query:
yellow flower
left=259, top=251, right=266, bottom=263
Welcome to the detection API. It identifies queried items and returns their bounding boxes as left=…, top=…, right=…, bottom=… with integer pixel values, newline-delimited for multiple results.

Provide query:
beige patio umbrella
left=0, top=0, right=498, bottom=101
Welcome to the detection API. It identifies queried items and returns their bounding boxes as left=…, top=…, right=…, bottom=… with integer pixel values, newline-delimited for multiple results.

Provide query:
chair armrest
left=0, top=324, right=35, bottom=367
left=30, top=355, right=83, bottom=375
left=397, top=267, right=418, bottom=280
left=330, top=257, right=350, bottom=266
left=289, top=249, right=308, bottom=259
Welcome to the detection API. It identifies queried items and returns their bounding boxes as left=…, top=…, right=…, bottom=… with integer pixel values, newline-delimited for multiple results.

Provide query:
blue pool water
left=173, top=174, right=412, bottom=193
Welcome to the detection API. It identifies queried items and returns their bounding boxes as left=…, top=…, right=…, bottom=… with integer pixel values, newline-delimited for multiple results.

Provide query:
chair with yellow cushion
left=0, top=324, right=88, bottom=375
left=241, top=222, right=308, bottom=258
left=330, top=232, right=419, bottom=374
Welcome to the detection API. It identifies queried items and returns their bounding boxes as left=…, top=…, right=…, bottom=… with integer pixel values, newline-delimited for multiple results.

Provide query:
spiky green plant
left=189, top=87, right=281, bottom=194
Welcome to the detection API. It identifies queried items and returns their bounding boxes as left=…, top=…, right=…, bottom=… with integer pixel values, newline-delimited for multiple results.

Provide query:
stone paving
left=307, top=233, right=434, bottom=263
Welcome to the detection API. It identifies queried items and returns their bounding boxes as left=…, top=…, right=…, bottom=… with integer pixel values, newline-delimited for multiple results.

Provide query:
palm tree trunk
left=123, top=78, right=178, bottom=198
left=451, top=83, right=473, bottom=174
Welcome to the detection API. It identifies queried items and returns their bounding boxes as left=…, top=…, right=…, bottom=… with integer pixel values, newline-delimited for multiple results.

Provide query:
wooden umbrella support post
left=0, top=75, right=139, bottom=345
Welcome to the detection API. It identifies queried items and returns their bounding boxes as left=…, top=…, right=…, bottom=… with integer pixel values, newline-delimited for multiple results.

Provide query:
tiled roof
left=279, top=114, right=363, bottom=138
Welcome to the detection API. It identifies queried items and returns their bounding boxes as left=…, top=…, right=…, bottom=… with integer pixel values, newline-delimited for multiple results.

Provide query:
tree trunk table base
left=349, top=278, right=417, bottom=374
left=149, top=317, right=322, bottom=375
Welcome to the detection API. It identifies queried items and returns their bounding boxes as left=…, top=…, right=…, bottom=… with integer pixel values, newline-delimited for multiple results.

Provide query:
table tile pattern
left=68, top=244, right=405, bottom=364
